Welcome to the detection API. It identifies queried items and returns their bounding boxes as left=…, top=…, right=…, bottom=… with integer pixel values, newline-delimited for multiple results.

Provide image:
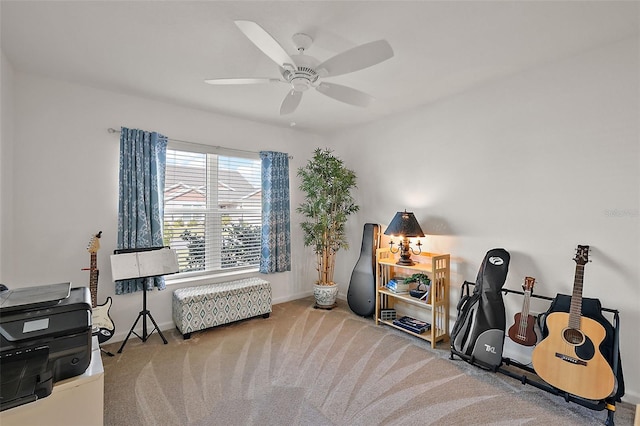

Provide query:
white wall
left=6, top=71, right=323, bottom=342
left=0, top=50, right=15, bottom=284
left=328, top=37, right=639, bottom=403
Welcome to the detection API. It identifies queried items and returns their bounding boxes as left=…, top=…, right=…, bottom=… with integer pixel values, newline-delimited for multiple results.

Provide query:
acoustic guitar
left=507, top=276, right=537, bottom=346
left=85, top=232, right=115, bottom=344
left=531, top=245, right=615, bottom=400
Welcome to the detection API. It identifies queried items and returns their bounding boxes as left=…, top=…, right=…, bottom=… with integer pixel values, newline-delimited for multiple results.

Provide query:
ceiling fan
left=205, top=20, right=394, bottom=115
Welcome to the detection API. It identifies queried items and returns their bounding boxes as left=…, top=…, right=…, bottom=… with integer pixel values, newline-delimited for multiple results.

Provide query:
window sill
left=166, top=268, right=260, bottom=287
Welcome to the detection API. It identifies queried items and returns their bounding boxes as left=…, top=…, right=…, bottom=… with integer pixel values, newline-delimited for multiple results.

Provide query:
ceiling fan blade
left=280, top=90, right=303, bottom=115
left=204, top=78, right=282, bottom=85
left=235, top=20, right=296, bottom=71
left=316, top=40, right=394, bottom=77
left=316, top=82, right=374, bottom=107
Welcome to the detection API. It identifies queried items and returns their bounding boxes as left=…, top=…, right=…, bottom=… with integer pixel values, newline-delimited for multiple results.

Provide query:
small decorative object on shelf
left=407, top=273, right=431, bottom=300
left=380, top=308, right=397, bottom=321
left=409, top=285, right=430, bottom=301
left=375, top=248, right=450, bottom=348
left=406, top=273, right=431, bottom=286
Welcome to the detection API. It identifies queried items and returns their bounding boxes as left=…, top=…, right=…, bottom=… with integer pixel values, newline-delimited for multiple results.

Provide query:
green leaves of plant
left=297, top=148, right=360, bottom=284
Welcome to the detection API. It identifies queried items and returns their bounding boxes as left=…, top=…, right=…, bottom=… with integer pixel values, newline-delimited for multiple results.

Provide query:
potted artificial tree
left=297, top=148, right=359, bottom=308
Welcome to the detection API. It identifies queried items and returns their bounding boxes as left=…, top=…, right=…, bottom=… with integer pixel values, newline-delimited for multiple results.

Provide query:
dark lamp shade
left=384, top=210, right=425, bottom=237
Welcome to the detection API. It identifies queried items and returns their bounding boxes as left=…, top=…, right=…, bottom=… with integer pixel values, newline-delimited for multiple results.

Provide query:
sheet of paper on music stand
left=110, top=249, right=179, bottom=281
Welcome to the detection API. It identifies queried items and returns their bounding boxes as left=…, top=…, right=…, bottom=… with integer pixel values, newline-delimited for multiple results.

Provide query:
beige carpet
left=102, top=297, right=634, bottom=425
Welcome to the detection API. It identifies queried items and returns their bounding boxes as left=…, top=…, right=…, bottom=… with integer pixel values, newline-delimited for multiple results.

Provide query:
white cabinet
left=0, top=337, right=104, bottom=426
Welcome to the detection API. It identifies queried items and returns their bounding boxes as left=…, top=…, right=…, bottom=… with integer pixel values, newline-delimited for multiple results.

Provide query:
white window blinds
left=163, top=145, right=261, bottom=275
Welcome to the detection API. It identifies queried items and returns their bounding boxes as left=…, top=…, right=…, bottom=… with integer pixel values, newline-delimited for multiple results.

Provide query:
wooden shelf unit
left=375, top=248, right=450, bottom=348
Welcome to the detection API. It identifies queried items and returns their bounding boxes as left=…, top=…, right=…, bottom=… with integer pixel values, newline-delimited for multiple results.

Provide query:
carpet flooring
left=101, top=297, right=634, bottom=425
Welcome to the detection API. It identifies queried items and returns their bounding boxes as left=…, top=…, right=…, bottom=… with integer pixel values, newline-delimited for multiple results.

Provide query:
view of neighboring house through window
left=163, top=143, right=262, bottom=276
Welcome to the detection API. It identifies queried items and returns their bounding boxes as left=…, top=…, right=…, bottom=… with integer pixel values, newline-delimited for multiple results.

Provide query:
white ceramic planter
left=313, top=283, right=338, bottom=306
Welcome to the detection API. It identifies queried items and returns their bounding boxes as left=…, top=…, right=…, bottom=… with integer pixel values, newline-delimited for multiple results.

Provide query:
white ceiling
left=2, top=1, right=638, bottom=135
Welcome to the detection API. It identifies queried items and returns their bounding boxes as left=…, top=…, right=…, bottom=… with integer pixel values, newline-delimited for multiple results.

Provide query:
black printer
left=0, top=283, right=92, bottom=411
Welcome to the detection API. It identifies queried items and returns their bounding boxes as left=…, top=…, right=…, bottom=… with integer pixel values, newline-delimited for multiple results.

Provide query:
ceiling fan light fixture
left=291, top=77, right=311, bottom=92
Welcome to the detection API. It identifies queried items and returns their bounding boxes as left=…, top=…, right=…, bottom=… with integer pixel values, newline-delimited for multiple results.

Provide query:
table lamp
left=384, top=210, right=425, bottom=265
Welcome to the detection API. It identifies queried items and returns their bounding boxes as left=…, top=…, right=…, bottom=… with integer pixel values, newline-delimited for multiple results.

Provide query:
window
left=163, top=143, right=262, bottom=276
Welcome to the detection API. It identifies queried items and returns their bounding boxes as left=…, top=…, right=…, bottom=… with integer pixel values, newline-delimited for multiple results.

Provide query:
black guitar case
left=451, top=248, right=510, bottom=369
left=347, top=223, right=379, bottom=317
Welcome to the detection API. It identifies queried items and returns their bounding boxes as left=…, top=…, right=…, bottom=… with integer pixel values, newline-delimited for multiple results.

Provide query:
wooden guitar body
left=532, top=311, right=614, bottom=400
left=532, top=245, right=615, bottom=401
left=507, top=312, right=537, bottom=346
left=507, top=276, right=537, bottom=347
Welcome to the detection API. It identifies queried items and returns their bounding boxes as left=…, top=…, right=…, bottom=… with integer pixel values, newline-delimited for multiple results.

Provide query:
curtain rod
left=107, top=128, right=292, bottom=159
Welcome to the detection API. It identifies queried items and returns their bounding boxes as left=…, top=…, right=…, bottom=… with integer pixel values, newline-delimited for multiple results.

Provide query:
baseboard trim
left=109, top=293, right=316, bottom=344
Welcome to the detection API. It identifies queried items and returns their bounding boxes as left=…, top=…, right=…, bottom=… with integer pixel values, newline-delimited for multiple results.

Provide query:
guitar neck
left=520, top=277, right=535, bottom=319
left=89, top=252, right=99, bottom=308
left=568, top=263, right=585, bottom=330
left=521, top=289, right=531, bottom=317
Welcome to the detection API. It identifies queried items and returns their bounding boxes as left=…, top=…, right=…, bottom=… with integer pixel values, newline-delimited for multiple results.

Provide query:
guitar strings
left=518, top=289, right=531, bottom=339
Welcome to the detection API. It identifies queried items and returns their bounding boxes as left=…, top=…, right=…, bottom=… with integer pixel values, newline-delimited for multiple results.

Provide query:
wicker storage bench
left=172, top=277, right=272, bottom=339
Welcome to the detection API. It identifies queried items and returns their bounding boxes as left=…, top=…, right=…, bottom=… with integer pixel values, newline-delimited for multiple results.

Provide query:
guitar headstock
left=573, top=244, right=590, bottom=265
left=523, top=276, right=536, bottom=292
left=87, top=231, right=102, bottom=254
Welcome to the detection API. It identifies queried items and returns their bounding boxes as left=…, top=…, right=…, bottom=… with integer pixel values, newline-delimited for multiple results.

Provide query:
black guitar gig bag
left=451, top=248, right=510, bottom=369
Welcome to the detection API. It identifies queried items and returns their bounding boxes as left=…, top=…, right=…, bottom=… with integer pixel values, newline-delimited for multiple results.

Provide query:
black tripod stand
left=117, top=282, right=167, bottom=353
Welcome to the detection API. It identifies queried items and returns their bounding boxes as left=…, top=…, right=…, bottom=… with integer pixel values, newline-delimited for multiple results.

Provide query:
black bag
left=451, top=248, right=510, bottom=369
left=538, top=294, right=625, bottom=401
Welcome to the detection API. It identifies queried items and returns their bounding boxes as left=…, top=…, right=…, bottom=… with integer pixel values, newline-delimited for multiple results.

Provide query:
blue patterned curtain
left=116, top=127, right=168, bottom=294
left=259, top=151, right=291, bottom=273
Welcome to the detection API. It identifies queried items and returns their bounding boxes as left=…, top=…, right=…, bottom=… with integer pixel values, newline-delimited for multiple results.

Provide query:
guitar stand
left=117, top=284, right=167, bottom=354
left=497, top=288, right=621, bottom=426
left=100, top=347, right=115, bottom=357
left=91, top=331, right=115, bottom=357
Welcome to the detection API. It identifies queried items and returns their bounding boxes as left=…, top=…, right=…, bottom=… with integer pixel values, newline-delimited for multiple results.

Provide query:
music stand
left=111, top=247, right=179, bottom=353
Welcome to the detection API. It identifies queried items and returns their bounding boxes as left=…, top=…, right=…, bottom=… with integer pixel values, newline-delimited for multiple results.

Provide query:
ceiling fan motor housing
left=283, top=54, right=319, bottom=92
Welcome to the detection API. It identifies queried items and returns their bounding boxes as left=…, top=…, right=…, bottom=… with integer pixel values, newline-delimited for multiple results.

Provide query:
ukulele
left=507, top=277, right=537, bottom=346
left=531, top=245, right=615, bottom=400
left=85, top=232, right=115, bottom=344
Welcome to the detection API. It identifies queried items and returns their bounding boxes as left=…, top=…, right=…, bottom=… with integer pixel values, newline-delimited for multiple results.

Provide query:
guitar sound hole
left=563, top=328, right=584, bottom=345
